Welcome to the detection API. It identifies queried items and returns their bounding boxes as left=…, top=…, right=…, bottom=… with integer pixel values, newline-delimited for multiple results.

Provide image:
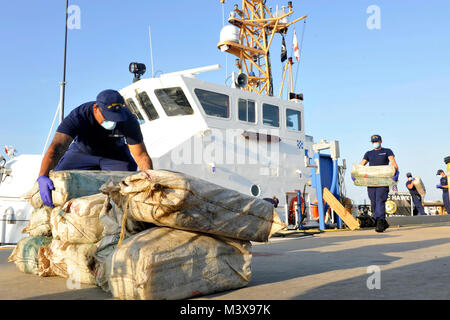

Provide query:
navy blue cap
left=371, top=135, right=382, bottom=142
left=96, top=90, right=128, bottom=122
left=406, top=172, right=412, bottom=177
left=437, top=169, right=445, bottom=175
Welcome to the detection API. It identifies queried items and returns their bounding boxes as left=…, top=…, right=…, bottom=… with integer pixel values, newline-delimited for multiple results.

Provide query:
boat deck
left=2, top=222, right=450, bottom=300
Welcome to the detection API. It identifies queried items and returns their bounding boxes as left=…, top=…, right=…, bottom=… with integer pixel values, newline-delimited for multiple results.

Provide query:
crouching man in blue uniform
left=359, top=135, right=399, bottom=233
left=37, top=89, right=153, bottom=208
left=406, top=172, right=426, bottom=215
left=436, top=169, right=450, bottom=214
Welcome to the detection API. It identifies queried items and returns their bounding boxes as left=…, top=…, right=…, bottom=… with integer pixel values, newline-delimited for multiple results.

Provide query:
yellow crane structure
left=218, top=0, right=306, bottom=97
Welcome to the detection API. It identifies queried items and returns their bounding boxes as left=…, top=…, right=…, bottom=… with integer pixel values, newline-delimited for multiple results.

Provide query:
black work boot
left=383, top=218, right=389, bottom=231
left=375, top=219, right=383, bottom=232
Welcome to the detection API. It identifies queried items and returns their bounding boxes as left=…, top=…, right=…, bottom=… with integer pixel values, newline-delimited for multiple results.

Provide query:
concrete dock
left=2, top=222, right=450, bottom=300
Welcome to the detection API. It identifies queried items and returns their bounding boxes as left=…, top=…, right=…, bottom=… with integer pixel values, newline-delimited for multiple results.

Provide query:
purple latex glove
left=351, top=175, right=356, bottom=182
left=37, top=175, right=55, bottom=208
left=437, top=184, right=443, bottom=189
left=392, top=170, right=399, bottom=182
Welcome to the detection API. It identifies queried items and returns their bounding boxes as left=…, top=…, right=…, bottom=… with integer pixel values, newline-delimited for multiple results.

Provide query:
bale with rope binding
left=101, top=170, right=287, bottom=243
left=102, top=227, right=252, bottom=300
left=50, top=193, right=107, bottom=244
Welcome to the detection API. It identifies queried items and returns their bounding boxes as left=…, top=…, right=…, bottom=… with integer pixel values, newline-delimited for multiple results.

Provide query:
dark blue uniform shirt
left=363, top=148, right=394, bottom=166
left=441, top=176, right=449, bottom=194
left=56, top=102, right=143, bottom=162
left=406, top=180, right=419, bottom=196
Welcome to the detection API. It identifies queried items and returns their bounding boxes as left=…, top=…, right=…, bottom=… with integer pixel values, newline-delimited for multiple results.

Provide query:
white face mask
left=101, top=120, right=116, bottom=130
left=373, top=142, right=380, bottom=149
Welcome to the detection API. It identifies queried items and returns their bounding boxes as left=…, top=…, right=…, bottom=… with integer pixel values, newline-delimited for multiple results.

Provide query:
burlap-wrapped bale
left=22, top=170, right=133, bottom=209
left=103, top=227, right=252, bottom=300
left=351, top=164, right=397, bottom=187
left=413, top=176, right=426, bottom=197
left=50, top=193, right=107, bottom=244
left=7, top=236, right=52, bottom=275
left=37, top=240, right=97, bottom=285
left=21, top=206, right=53, bottom=237
left=102, top=170, right=286, bottom=242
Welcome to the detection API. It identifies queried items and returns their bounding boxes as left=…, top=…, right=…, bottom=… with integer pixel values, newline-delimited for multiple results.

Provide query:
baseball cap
left=96, top=89, right=128, bottom=122
left=370, top=135, right=382, bottom=142
left=406, top=172, right=412, bottom=178
left=437, top=169, right=445, bottom=175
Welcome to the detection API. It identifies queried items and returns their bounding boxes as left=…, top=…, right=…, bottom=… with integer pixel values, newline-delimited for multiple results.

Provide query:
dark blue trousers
left=367, top=186, right=389, bottom=220
left=54, top=148, right=137, bottom=172
left=443, top=192, right=450, bottom=215
left=411, top=193, right=426, bottom=215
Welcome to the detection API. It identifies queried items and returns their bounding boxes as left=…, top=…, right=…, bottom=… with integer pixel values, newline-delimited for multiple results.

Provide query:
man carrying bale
left=359, top=135, right=399, bottom=233
left=406, top=172, right=426, bottom=216
left=37, top=89, right=153, bottom=208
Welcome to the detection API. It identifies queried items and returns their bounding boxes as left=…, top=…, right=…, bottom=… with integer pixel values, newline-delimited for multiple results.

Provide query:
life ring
left=288, top=196, right=305, bottom=225
left=385, top=200, right=397, bottom=215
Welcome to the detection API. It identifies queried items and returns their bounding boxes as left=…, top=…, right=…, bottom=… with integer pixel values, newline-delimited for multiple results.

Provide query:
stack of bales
left=8, top=170, right=132, bottom=278
left=8, top=169, right=287, bottom=300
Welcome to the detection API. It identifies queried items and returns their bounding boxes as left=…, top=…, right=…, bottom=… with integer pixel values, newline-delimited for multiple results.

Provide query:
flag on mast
left=281, top=35, right=287, bottom=62
left=293, top=30, right=300, bottom=61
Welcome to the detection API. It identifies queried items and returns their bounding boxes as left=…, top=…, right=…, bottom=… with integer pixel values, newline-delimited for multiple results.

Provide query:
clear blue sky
left=1, top=0, right=449, bottom=203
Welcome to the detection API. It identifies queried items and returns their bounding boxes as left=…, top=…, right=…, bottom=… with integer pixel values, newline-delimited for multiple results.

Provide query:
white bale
left=351, top=164, right=397, bottom=187
left=50, top=193, right=106, bottom=244
left=21, top=206, right=53, bottom=237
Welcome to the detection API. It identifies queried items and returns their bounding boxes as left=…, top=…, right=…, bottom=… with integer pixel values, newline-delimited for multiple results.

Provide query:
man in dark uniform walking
left=436, top=169, right=450, bottom=214
left=37, top=89, right=153, bottom=208
left=406, top=172, right=426, bottom=215
left=359, top=135, right=399, bottom=232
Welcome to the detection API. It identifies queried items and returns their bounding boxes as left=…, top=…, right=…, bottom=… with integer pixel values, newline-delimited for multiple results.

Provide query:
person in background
left=406, top=172, right=426, bottom=216
left=37, top=89, right=153, bottom=208
left=263, top=196, right=279, bottom=208
left=436, top=169, right=450, bottom=214
left=359, top=134, right=399, bottom=233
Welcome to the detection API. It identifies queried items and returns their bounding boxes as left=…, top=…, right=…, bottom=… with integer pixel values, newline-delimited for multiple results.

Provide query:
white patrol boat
left=0, top=0, right=346, bottom=245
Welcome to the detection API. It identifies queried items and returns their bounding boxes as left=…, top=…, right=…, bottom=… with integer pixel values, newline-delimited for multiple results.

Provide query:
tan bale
left=7, top=236, right=52, bottom=275
left=37, top=240, right=97, bottom=285
left=103, top=170, right=286, bottom=242
left=50, top=193, right=106, bottom=244
left=104, top=227, right=252, bottom=300
left=22, top=170, right=133, bottom=209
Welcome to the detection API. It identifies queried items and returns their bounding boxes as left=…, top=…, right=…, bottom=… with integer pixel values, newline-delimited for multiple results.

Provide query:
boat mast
left=218, top=0, right=306, bottom=97
left=59, top=0, right=69, bottom=123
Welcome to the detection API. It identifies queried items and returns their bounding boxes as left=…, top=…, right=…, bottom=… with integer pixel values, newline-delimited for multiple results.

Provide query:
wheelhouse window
left=136, top=91, right=159, bottom=121
left=286, top=108, right=301, bottom=131
left=262, top=103, right=279, bottom=127
left=125, top=98, right=145, bottom=124
left=154, top=87, right=194, bottom=116
left=238, top=99, right=255, bottom=123
left=194, top=88, right=229, bottom=118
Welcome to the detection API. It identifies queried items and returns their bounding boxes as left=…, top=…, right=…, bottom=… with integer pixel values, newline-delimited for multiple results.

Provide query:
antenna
left=149, top=25, right=155, bottom=77
left=59, top=0, right=69, bottom=123
left=217, top=0, right=306, bottom=97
